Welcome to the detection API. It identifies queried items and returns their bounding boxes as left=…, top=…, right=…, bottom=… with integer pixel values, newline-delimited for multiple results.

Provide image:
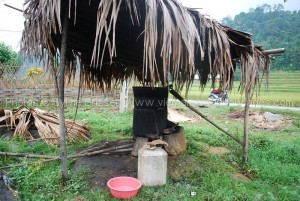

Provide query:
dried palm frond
left=2, top=107, right=90, bottom=145
left=13, top=109, right=33, bottom=140
left=31, top=108, right=90, bottom=145
left=21, top=0, right=271, bottom=97
left=0, top=109, right=14, bottom=130
left=239, top=46, right=271, bottom=101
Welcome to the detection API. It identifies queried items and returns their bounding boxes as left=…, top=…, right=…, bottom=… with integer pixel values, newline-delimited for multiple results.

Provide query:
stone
left=163, top=126, right=187, bottom=156
left=263, top=112, right=282, bottom=122
left=131, top=137, right=148, bottom=157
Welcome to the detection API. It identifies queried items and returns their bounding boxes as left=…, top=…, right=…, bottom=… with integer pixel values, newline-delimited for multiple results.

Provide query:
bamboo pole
left=0, top=152, right=56, bottom=159
left=79, top=142, right=134, bottom=154
left=71, top=143, right=134, bottom=158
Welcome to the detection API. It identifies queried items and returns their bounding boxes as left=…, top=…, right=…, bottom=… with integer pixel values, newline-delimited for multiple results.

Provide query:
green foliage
left=17, top=142, right=59, bottom=155
left=0, top=42, right=22, bottom=77
left=221, top=4, right=300, bottom=70
left=65, top=108, right=133, bottom=143
left=0, top=42, right=21, bottom=65
left=0, top=140, right=11, bottom=152
left=1, top=103, right=299, bottom=200
left=11, top=163, right=90, bottom=200
left=0, top=140, right=12, bottom=166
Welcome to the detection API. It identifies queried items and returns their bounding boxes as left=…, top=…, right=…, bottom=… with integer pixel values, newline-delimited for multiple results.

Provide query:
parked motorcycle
left=208, top=89, right=230, bottom=105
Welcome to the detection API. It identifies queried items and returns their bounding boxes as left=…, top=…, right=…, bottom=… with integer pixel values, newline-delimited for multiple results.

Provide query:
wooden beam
left=4, top=4, right=23, bottom=13
left=0, top=152, right=56, bottom=159
left=58, top=12, right=69, bottom=185
left=169, top=85, right=242, bottom=145
left=263, top=48, right=285, bottom=55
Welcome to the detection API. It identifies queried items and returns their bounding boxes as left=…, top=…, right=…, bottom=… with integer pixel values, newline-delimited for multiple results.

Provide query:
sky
left=0, top=0, right=299, bottom=51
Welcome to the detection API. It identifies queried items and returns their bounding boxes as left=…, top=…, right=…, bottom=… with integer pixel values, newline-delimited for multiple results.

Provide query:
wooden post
left=58, top=12, right=69, bottom=185
left=242, top=96, right=250, bottom=169
left=119, top=79, right=129, bottom=113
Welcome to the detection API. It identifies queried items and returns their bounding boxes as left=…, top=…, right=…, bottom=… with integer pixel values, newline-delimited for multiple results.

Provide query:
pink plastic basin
left=107, top=176, right=142, bottom=199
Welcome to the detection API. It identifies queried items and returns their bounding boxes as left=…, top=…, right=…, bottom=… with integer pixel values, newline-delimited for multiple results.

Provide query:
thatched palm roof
left=21, top=0, right=270, bottom=92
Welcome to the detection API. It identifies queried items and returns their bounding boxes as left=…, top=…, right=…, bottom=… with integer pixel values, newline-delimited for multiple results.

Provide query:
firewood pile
left=0, top=107, right=90, bottom=145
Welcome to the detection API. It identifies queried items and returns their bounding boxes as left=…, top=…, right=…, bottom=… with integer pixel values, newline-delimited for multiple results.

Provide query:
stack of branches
left=0, top=139, right=135, bottom=170
left=0, top=107, right=90, bottom=145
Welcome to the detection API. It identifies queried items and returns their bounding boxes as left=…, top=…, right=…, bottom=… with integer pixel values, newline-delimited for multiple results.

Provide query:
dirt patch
left=0, top=180, right=16, bottom=201
left=73, top=139, right=192, bottom=189
left=73, top=140, right=137, bottom=189
left=168, top=108, right=195, bottom=123
left=73, top=152, right=137, bottom=189
left=168, top=155, right=200, bottom=182
left=196, top=142, right=231, bottom=157
left=207, top=147, right=231, bottom=156
left=228, top=173, right=252, bottom=183
left=227, top=110, right=292, bottom=131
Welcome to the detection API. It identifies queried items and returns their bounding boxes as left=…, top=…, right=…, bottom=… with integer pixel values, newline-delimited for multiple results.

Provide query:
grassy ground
left=1, top=102, right=299, bottom=200
left=183, top=70, right=300, bottom=107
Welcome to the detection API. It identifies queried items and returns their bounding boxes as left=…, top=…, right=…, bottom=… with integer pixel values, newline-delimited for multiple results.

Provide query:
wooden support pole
left=4, top=4, right=23, bottom=13
left=119, top=79, right=129, bottom=113
left=242, top=94, right=250, bottom=169
left=0, top=144, right=134, bottom=170
left=0, top=152, right=56, bottom=159
left=58, top=11, right=69, bottom=186
left=169, top=85, right=242, bottom=145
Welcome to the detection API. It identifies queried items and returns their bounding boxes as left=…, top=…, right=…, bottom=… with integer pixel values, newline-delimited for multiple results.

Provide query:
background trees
left=0, top=42, right=22, bottom=77
left=0, top=42, right=21, bottom=65
left=221, top=4, right=300, bottom=70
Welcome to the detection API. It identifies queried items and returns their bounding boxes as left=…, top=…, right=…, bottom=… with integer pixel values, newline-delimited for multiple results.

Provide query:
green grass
left=1, top=92, right=300, bottom=200
left=183, top=70, right=300, bottom=107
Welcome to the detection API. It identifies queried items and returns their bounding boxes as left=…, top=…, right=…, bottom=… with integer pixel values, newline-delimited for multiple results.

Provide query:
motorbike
left=208, top=89, right=230, bottom=105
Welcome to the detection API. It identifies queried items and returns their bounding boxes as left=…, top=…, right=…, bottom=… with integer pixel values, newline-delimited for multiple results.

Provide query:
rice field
left=183, top=71, right=300, bottom=107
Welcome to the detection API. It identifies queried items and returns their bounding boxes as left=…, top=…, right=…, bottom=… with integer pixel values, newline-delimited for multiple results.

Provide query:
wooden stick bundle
left=0, top=142, right=134, bottom=169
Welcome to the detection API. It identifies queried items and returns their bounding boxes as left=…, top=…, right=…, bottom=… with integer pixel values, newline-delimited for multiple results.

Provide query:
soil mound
left=227, top=110, right=292, bottom=131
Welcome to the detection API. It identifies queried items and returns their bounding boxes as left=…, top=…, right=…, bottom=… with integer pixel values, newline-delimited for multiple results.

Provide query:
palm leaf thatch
left=1, top=107, right=90, bottom=145
left=21, top=0, right=270, bottom=94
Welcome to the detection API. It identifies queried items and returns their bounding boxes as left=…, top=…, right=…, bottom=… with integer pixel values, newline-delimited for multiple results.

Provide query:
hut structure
left=21, top=0, right=271, bottom=170
left=21, top=0, right=270, bottom=92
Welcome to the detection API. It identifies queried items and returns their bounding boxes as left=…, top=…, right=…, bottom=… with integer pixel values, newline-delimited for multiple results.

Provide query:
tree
left=0, top=42, right=22, bottom=77
left=0, top=42, right=21, bottom=64
left=221, top=4, right=300, bottom=70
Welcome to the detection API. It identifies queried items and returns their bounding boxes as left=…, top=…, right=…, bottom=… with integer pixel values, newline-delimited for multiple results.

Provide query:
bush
left=0, top=42, right=21, bottom=65
left=26, top=67, right=44, bottom=77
